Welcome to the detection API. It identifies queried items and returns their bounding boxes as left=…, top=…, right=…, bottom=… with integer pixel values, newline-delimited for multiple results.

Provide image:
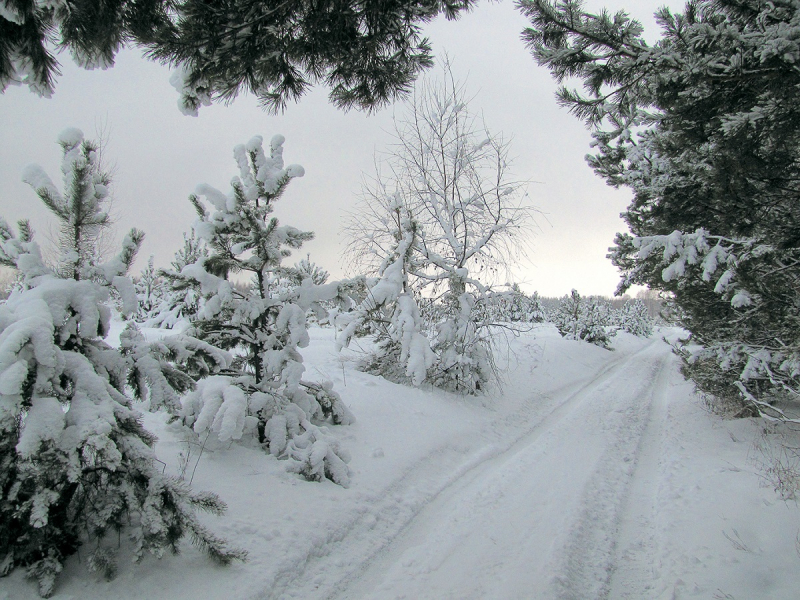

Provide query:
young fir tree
left=284, top=255, right=331, bottom=326
left=1, top=129, right=244, bottom=598
left=505, top=284, right=530, bottom=323
left=618, top=299, right=653, bottom=338
left=144, top=230, right=208, bottom=329
left=493, top=284, right=545, bottom=323
left=133, top=255, right=164, bottom=323
left=21, top=128, right=114, bottom=283
left=177, top=134, right=354, bottom=486
left=429, top=271, right=494, bottom=393
left=294, top=254, right=329, bottom=286
left=337, top=212, right=436, bottom=387
left=528, top=291, right=547, bottom=323
left=553, top=289, right=615, bottom=349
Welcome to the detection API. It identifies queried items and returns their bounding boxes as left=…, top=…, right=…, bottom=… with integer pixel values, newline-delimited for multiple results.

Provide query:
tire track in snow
left=549, top=346, right=671, bottom=599
left=262, top=338, right=666, bottom=600
left=606, top=348, right=674, bottom=599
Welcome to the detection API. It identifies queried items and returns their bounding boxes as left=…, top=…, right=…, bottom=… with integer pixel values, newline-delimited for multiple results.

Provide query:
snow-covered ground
left=3, top=325, right=799, bottom=599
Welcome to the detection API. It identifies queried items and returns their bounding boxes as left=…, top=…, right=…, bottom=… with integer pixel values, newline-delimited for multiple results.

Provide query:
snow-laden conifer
left=177, top=134, right=354, bottom=485
left=336, top=213, right=435, bottom=387
left=0, top=230, right=242, bottom=598
left=21, top=128, right=115, bottom=283
left=528, top=291, right=547, bottom=323
left=520, top=0, right=800, bottom=415
left=144, top=230, right=208, bottom=329
left=491, top=284, right=546, bottom=324
left=0, top=130, right=244, bottom=597
left=553, top=290, right=616, bottom=349
left=133, top=255, right=165, bottom=323
left=617, top=299, right=653, bottom=338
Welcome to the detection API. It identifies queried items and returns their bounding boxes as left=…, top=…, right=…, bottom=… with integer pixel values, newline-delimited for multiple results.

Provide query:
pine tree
left=519, top=0, right=800, bottom=413
left=337, top=213, right=436, bottom=387
left=294, top=254, right=329, bottom=286
left=178, top=134, right=354, bottom=485
left=1, top=0, right=476, bottom=114
left=506, top=284, right=529, bottom=323
left=171, top=229, right=208, bottom=273
left=22, top=128, right=114, bottom=283
left=0, top=130, right=244, bottom=597
left=528, top=291, right=547, bottom=323
left=618, top=299, right=653, bottom=338
left=492, top=284, right=545, bottom=323
left=430, top=280, right=493, bottom=393
left=133, top=255, right=164, bottom=323
left=287, top=255, right=332, bottom=326
left=553, top=289, right=615, bottom=349
left=145, top=231, right=208, bottom=329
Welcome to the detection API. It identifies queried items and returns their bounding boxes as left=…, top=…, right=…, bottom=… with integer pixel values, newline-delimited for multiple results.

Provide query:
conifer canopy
left=519, top=0, right=800, bottom=412
left=1, top=0, right=475, bottom=113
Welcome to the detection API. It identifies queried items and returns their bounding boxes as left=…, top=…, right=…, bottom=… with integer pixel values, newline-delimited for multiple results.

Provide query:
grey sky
left=0, top=0, right=679, bottom=297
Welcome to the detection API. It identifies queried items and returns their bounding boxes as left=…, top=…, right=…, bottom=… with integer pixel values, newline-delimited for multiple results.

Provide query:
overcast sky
left=0, top=0, right=680, bottom=297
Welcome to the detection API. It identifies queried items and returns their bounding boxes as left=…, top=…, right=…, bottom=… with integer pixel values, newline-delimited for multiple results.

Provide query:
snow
left=16, top=396, right=65, bottom=458
left=286, top=164, right=305, bottom=178
left=168, top=64, right=212, bottom=117
left=183, top=376, right=249, bottom=443
left=111, top=275, right=138, bottom=315
left=0, top=2, right=24, bottom=25
left=20, top=164, right=61, bottom=203
left=3, top=325, right=800, bottom=599
left=57, top=127, right=84, bottom=148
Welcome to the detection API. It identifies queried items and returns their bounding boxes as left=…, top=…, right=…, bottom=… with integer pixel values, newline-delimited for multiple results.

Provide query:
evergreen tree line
left=136, top=260, right=657, bottom=355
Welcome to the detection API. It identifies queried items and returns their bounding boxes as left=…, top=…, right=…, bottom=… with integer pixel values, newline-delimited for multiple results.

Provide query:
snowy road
left=275, top=338, right=677, bottom=599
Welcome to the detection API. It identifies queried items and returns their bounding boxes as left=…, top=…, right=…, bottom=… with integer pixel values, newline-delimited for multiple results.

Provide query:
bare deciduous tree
left=343, top=61, right=536, bottom=393
left=348, top=60, right=533, bottom=293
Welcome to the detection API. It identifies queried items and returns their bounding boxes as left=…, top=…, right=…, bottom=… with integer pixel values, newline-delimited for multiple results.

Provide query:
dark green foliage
left=519, top=0, right=800, bottom=412
left=2, top=0, right=476, bottom=113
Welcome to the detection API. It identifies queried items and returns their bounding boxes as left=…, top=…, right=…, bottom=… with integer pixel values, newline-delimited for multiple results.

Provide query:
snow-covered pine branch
left=336, top=215, right=435, bottom=387
left=613, top=228, right=798, bottom=411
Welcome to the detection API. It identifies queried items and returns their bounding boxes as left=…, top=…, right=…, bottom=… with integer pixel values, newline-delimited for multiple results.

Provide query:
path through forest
left=275, top=337, right=698, bottom=599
